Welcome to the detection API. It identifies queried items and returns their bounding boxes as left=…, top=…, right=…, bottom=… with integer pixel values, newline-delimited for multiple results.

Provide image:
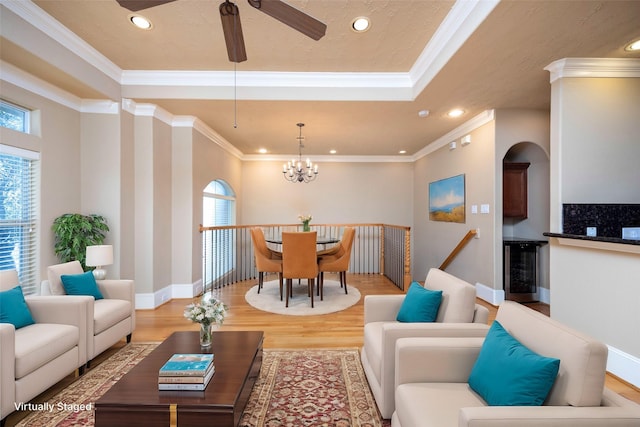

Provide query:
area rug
left=245, top=279, right=361, bottom=315
left=14, top=345, right=389, bottom=427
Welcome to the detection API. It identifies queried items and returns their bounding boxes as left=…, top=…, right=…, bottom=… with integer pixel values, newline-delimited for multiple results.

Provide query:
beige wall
left=240, top=161, right=413, bottom=227
left=412, top=121, right=496, bottom=287
left=549, top=72, right=640, bottom=386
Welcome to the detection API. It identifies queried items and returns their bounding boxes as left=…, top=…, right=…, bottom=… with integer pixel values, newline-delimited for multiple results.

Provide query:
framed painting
left=429, top=174, right=465, bottom=223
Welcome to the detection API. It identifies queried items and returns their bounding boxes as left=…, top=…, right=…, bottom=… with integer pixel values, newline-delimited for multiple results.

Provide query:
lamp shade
left=86, top=245, right=113, bottom=267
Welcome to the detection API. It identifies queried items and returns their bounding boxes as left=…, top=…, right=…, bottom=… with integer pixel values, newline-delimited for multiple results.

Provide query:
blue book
left=159, top=354, right=214, bottom=376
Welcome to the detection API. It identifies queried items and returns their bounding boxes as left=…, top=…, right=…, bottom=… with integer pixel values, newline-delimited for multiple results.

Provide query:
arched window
left=202, top=180, right=235, bottom=288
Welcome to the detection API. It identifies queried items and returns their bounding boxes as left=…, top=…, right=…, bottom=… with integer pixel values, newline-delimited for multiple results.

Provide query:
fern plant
left=52, top=213, right=109, bottom=270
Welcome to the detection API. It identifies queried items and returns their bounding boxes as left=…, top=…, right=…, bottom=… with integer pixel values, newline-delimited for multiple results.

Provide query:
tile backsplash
left=563, top=204, right=640, bottom=238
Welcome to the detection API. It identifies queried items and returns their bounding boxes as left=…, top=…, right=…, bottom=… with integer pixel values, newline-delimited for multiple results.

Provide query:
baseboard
left=607, top=345, right=640, bottom=389
left=475, top=282, right=504, bottom=306
left=135, top=279, right=203, bottom=309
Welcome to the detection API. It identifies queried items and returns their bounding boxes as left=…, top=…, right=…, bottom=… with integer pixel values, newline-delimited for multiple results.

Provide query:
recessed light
left=447, top=108, right=465, bottom=118
left=625, top=38, right=640, bottom=51
left=329, top=149, right=337, bottom=154
left=418, top=110, right=430, bottom=118
left=351, top=17, right=370, bottom=33
left=258, top=148, right=268, bottom=154
left=130, top=14, right=152, bottom=30
left=399, top=150, right=407, bottom=154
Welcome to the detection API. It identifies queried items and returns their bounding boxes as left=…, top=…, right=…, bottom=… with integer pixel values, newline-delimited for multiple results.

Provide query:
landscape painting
left=429, top=174, right=465, bottom=223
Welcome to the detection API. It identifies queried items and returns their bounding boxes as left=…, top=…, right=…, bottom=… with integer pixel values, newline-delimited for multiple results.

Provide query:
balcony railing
left=199, top=223, right=411, bottom=292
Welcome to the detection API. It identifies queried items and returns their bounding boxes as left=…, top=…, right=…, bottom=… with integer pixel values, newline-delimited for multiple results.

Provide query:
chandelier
left=283, top=123, right=319, bottom=183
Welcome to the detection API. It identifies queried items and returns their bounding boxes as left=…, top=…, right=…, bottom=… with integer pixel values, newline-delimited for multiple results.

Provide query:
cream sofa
left=361, top=268, right=490, bottom=418
left=392, top=300, right=640, bottom=426
left=1, top=270, right=88, bottom=424
left=41, top=261, right=135, bottom=365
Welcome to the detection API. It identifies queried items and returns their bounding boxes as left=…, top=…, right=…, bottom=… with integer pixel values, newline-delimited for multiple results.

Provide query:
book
left=158, top=354, right=214, bottom=377
left=158, top=364, right=215, bottom=384
left=158, top=364, right=215, bottom=391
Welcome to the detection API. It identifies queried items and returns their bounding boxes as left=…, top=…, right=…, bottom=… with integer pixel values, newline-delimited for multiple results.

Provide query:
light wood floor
left=134, top=273, right=640, bottom=405
left=5, top=273, right=638, bottom=426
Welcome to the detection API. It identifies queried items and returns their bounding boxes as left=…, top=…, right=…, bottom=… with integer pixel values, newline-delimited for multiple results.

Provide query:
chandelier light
left=283, top=123, right=319, bottom=183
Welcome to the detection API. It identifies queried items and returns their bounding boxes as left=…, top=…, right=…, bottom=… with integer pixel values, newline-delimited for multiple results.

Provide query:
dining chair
left=318, top=227, right=356, bottom=299
left=250, top=227, right=283, bottom=300
left=282, top=231, right=319, bottom=308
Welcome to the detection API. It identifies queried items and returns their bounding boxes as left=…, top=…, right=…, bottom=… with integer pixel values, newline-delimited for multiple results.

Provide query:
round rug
left=245, top=279, right=361, bottom=315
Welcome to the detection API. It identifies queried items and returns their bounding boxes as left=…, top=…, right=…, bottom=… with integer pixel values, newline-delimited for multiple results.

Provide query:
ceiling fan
left=116, top=0, right=327, bottom=63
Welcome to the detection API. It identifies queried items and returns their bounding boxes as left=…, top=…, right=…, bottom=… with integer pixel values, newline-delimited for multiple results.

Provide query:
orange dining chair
left=250, top=227, right=283, bottom=300
left=318, top=227, right=356, bottom=299
left=282, top=231, right=319, bottom=308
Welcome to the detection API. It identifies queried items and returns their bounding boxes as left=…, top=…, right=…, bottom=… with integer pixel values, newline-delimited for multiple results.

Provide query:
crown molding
left=545, top=58, right=640, bottom=83
left=80, top=100, right=119, bottom=114
left=2, top=0, right=122, bottom=83
left=242, top=154, right=414, bottom=163
left=413, top=110, right=496, bottom=160
left=410, top=0, right=500, bottom=97
left=0, top=60, right=82, bottom=111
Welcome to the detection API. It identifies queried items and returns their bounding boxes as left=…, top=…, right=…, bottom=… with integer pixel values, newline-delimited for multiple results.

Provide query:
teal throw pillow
left=468, top=320, right=560, bottom=406
left=396, top=282, right=442, bottom=322
left=0, top=285, right=36, bottom=329
left=61, top=271, right=104, bottom=300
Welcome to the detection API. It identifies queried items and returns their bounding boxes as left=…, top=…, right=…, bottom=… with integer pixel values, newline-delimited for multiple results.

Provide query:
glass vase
left=199, top=323, right=212, bottom=348
left=303, top=221, right=311, bottom=232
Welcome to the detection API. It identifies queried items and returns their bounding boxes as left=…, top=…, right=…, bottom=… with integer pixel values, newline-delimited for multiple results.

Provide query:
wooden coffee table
left=95, top=330, right=264, bottom=427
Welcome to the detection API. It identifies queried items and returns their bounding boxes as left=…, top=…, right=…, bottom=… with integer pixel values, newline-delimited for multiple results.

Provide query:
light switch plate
left=480, top=204, right=490, bottom=214
left=471, top=205, right=478, bottom=214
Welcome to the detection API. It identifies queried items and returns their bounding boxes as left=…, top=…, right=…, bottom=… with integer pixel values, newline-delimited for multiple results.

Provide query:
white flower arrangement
left=298, top=214, right=312, bottom=222
left=184, top=296, right=228, bottom=327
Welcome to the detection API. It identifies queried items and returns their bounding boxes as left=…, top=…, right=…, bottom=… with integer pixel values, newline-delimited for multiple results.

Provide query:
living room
left=1, top=0, right=640, bottom=425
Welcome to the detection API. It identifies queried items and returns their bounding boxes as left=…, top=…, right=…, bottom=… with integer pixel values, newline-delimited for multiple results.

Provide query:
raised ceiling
left=1, top=0, right=639, bottom=158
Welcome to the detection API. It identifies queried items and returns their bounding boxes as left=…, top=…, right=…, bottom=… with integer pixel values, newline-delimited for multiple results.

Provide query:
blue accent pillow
left=60, top=271, right=104, bottom=300
left=468, top=320, right=560, bottom=406
left=0, top=285, right=36, bottom=329
left=396, top=282, right=442, bottom=322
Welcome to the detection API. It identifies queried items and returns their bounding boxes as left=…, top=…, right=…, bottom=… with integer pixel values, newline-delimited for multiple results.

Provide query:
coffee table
left=95, top=330, right=264, bottom=427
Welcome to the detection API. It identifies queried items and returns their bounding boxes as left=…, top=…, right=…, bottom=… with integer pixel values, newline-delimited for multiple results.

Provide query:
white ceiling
left=1, top=0, right=639, bottom=158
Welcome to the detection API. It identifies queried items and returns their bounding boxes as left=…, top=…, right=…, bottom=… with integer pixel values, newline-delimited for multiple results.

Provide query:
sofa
left=361, top=268, right=490, bottom=418
left=392, top=300, right=640, bottom=426
left=41, top=261, right=135, bottom=365
left=1, top=270, right=88, bottom=424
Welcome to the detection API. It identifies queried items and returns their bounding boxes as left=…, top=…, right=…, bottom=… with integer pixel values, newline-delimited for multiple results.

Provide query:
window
left=202, top=180, right=235, bottom=288
left=0, top=145, right=39, bottom=295
left=1, top=100, right=30, bottom=133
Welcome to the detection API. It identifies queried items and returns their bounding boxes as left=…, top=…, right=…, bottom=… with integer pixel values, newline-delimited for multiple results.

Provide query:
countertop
left=503, top=237, right=548, bottom=245
left=543, top=232, right=640, bottom=246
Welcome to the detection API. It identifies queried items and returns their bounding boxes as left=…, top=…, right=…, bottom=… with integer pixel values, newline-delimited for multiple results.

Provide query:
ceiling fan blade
left=220, top=1, right=248, bottom=63
left=116, top=0, right=176, bottom=12
left=247, top=0, right=326, bottom=41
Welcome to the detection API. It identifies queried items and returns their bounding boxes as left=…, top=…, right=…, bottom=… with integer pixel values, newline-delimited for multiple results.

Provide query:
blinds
left=202, top=180, right=235, bottom=288
left=0, top=145, right=39, bottom=295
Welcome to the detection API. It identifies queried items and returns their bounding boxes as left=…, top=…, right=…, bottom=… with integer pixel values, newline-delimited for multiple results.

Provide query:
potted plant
left=52, top=213, right=109, bottom=270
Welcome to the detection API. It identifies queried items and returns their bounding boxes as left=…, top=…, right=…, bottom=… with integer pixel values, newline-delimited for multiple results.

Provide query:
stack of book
left=158, top=353, right=215, bottom=391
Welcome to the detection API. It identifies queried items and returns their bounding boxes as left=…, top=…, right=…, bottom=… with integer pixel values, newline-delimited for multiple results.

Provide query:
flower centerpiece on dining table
left=184, top=295, right=228, bottom=348
left=299, top=214, right=312, bottom=232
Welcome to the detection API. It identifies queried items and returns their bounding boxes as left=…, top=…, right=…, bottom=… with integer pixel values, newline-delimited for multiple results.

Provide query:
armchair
left=1, top=270, right=88, bottom=424
left=41, top=261, right=135, bottom=365
left=361, top=268, right=490, bottom=418
left=392, top=301, right=640, bottom=427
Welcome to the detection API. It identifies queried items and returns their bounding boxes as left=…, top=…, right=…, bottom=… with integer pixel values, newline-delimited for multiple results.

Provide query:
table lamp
left=86, top=244, right=113, bottom=280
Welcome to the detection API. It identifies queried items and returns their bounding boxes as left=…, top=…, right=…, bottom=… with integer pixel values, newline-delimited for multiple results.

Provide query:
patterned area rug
left=13, top=345, right=389, bottom=427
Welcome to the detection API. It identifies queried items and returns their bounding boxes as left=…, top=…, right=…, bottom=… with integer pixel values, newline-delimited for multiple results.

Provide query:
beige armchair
left=41, top=261, right=135, bottom=365
left=392, top=300, right=640, bottom=427
left=1, top=270, right=88, bottom=423
left=361, top=268, right=490, bottom=418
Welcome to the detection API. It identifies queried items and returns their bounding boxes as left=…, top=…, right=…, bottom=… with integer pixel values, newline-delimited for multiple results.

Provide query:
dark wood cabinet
left=503, top=162, right=529, bottom=218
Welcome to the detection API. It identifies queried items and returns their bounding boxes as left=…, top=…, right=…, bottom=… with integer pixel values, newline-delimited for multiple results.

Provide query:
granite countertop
left=543, top=232, right=640, bottom=246
left=503, top=237, right=548, bottom=245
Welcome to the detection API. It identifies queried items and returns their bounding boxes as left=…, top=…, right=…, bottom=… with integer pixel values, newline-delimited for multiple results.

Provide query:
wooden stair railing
left=439, top=229, right=478, bottom=271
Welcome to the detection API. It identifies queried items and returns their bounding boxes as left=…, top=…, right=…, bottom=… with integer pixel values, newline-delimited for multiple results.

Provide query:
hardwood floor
left=134, top=273, right=639, bottom=405
left=4, top=273, right=638, bottom=426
